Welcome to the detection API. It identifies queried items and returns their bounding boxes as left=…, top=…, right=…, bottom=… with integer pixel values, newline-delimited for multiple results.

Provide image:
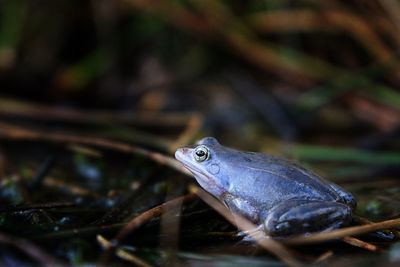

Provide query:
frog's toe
left=274, top=221, right=291, bottom=232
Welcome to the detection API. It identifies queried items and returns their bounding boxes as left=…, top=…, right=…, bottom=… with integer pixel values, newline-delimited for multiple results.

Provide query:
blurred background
left=0, top=0, right=400, bottom=266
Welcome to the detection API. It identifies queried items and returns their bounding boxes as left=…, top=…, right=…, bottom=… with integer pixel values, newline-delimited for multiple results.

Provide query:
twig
left=122, top=0, right=400, bottom=92
left=248, top=9, right=393, bottom=63
left=0, top=98, right=192, bottom=127
left=114, top=193, right=195, bottom=242
left=0, top=232, right=62, bottom=267
left=342, top=236, right=379, bottom=252
left=97, top=235, right=152, bottom=267
left=372, top=14, right=400, bottom=49
left=42, top=176, right=100, bottom=198
left=123, top=0, right=319, bottom=84
left=100, top=193, right=196, bottom=264
left=67, top=144, right=103, bottom=158
left=284, top=218, right=400, bottom=245
left=346, top=95, right=400, bottom=132
left=379, top=0, right=400, bottom=33
left=159, top=193, right=185, bottom=265
left=0, top=98, right=198, bottom=152
left=0, top=121, right=191, bottom=176
left=313, top=250, right=333, bottom=264
left=221, top=23, right=321, bottom=84
left=37, top=196, right=196, bottom=241
left=21, top=168, right=100, bottom=198
left=189, top=185, right=304, bottom=267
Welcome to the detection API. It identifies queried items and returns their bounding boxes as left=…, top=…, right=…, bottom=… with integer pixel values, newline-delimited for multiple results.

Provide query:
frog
left=175, top=137, right=356, bottom=237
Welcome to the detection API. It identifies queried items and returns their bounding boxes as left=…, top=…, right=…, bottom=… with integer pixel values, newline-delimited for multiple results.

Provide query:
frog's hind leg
left=263, top=199, right=352, bottom=237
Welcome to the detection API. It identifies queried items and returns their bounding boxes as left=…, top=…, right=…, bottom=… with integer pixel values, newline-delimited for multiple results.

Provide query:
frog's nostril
left=183, top=148, right=192, bottom=154
left=175, top=148, right=189, bottom=160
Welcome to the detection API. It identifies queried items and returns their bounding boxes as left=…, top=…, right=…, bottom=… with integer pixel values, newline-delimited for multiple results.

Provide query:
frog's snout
left=175, top=147, right=190, bottom=161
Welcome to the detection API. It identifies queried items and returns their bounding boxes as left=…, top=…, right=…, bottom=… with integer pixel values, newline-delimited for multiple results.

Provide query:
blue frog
left=175, top=137, right=356, bottom=237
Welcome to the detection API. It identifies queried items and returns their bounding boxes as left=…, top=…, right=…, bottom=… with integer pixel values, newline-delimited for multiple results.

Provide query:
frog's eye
left=194, top=145, right=210, bottom=162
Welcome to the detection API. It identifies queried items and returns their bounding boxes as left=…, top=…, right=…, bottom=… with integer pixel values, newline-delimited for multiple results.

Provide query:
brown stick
left=99, top=193, right=196, bottom=265
left=0, top=98, right=192, bottom=127
left=97, top=235, right=152, bottom=267
left=0, top=121, right=191, bottom=176
left=284, top=218, right=400, bottom=245
left=123, top=0, right=319, bottom=84
left=189, top=185, right=304, bottom=267
left=114, top=193, right=195, bottom=242
left=248, top=9, right=393, bottom=63
left=313, top=250, right=333, bottom=264
left=342, top=236, right=379, bottom=252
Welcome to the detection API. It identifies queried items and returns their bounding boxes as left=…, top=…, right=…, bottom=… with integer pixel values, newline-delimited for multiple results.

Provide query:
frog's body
left=175, top=137, right=356, bottom=237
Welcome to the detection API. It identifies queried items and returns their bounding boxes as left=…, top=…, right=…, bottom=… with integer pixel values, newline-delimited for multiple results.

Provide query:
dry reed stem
left=123, top=0, right=319, bottom=83
left=0, top=98, right=192, bottom=127
left=189, top=185, right=304, bottom=267
left=97, top=235, right=152, bottom=267
left=100, top=194, right=196, bottom=264
left=284, top=218, right=400, bottom=245
left=342, top=236, right=379, bottom=252
left=0, top=121, right=191, bottom=176
left=249, top=9, right=393, bottom=63
left=313, top=250, right=334, bottom=264
left=114, top=193, right=195, bottom=242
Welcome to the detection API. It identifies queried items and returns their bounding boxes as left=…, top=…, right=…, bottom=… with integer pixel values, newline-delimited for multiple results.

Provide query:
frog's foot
left=236, top=226, right=272, bottom=245
left=368, top=230, right=396, bottom=241
left=237, top=224, right=265, bottom=241
left=329, top=183, right=357, bottom=209
left=263, top=199, right=352, bottom=237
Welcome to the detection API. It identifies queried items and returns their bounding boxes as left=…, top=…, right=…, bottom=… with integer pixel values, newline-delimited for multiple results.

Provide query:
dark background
left=0, top=0, right=399, bottom=266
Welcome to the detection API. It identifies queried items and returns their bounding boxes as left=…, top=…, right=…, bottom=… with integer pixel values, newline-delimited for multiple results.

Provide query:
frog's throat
left=187, top=167, right=224, bottom=198
left=176, top=159, right=223, bottom=197
left=180, top=160, right=213, bottom=184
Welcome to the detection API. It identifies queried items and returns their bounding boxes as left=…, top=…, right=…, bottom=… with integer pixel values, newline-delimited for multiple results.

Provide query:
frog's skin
left=175, top=137, right=356, bottom=237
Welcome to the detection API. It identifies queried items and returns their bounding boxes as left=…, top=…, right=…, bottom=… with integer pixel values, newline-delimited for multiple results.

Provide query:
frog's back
left=225, top=150, right=342, bottom=206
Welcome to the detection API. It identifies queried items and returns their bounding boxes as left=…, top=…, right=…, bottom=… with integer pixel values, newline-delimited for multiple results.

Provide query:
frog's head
left=175, top=137, right=230, bottom=198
